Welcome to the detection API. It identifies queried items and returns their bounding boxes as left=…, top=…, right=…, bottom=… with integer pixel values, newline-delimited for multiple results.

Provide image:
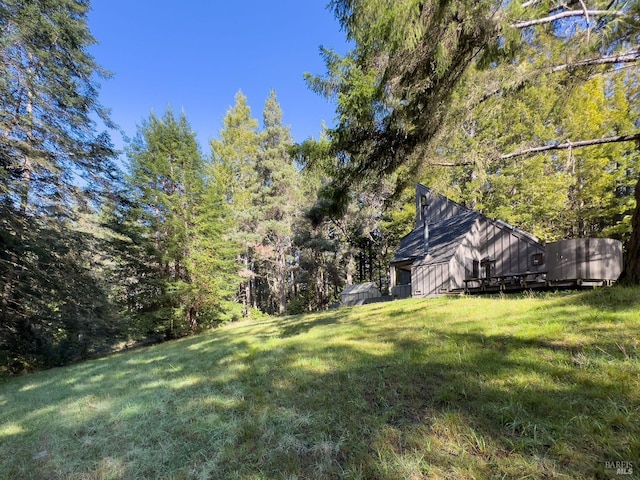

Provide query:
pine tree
left=125, top=109, right=205, bottom=335
left=254, top=91, right=301, bottom=314
left=0, top=0, right=119, bottom=372
left=185, top=172, right=242, bottom=326
left=210, top=92, right=261, bottom=316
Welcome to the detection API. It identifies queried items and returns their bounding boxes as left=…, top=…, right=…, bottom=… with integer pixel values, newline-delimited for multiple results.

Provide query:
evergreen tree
left=418, top=6, right=639, bottom=243
left=310, top=0, right=640, bottom=281
left=185, top=172, right=242, bottom=326
left=306, top=0, right=500, bottom=217
left=291, top=138, right=342, bottom=311
left=210, top=92, right=261, bottom=316
left=292, top=137, right=391, bottom=310
left=0, top=0, right=119, bottom=372
left=125, top=109, right=205, bottom=335
left=254, top=91, right=301, bottom=314
left=0, top=0, right=116, bottom=212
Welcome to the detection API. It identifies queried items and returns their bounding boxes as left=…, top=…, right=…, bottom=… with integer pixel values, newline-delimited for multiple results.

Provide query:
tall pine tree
left=0, top=0, right=119, bottom=372
left=254, top=91, right=301, bottom=314
left=125, top=109, right=205, bottom=335
left=210, top=92, right=261, bottom=316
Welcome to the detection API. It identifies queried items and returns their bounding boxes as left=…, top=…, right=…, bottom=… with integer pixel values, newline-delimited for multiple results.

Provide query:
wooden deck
left=459, top=272, right=615, bottom=295
left=463, top=272, right=547, bottom=294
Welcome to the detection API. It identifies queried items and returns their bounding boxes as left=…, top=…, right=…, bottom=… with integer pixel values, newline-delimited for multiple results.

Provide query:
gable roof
left=392, top=210, right=480, bottom=265
left=415, top=183, right=470, bottom=228
left=392, top=184, right=543, bottom=268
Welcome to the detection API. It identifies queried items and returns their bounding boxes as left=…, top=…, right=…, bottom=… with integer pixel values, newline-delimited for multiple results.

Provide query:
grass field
left=1, top=287, right=639, bottom=479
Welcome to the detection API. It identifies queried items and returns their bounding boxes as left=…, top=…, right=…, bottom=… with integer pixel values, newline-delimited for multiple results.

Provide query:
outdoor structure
left=341, top=282, right=382, bottom=306
left=546, top=238, right=623, bottom=286
left=390, top=184, right=547, bottom=298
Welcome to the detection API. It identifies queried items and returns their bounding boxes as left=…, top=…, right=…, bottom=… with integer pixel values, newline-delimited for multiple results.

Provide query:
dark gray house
left=390, top=184, right=547, bottom=298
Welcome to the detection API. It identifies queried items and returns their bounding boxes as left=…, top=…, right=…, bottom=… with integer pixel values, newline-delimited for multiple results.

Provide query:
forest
left=1, top=0, right=639, bottom=374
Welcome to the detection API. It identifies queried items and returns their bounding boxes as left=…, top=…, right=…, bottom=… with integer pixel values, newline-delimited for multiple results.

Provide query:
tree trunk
left=346, top=253, right=355, bottom=285
left=250, top=258, right=258, bottom=310
left=187, top=306, right=198, bottom=333
left=0, top=251, right=17, bottom=328
left=241, top=253, right=250, bottom=317
left=619, top=174, right=640, bottom=284
left=277, top=252, right=287, bottom=315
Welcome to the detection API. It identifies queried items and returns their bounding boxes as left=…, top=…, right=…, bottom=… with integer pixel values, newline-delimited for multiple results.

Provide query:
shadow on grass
left=565, top=285, right=640, bottom=312
left=276, top=308, right=352, bottom=338
left=1, top=287, right=638, bottom=479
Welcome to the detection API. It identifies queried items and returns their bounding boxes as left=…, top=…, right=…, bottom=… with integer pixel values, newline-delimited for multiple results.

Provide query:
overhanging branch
left=512, top=9, right=625, bottom=29
left=478, top=48, right=639, bottom=105
left=429, top=133, right=640, bottom=168
left=430, top=161, right=474, bottom=167
left=551, top=48, right=640, bottom=72
left=500, top=133, right=640, bottom=160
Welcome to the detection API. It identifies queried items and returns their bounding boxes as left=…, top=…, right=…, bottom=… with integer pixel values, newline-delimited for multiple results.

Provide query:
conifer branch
left=500, top=133, right=640, bottom=160
left=430, top=134, right=640, bottom=167
left=551, top=48, right=640, bottom=71
left=478, top=48, right=639, bottom=105
left=577, top=0, right=590, bottom=41
left=430, top=161, right=475, bottom=167
left=512, top=9, right=624, bottom=28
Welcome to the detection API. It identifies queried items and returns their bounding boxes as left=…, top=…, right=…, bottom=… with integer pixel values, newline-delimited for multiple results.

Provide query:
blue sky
left=87, top=1, right=349, bottom=155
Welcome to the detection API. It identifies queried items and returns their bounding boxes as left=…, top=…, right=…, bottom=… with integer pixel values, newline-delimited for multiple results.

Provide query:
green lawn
left=1, top=287, right=639, bottom=479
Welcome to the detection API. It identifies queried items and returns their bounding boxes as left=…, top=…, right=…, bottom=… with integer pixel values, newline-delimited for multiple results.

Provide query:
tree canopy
left=308, top=0, right=638, bottom=208
left=308, top=0, right=640, bottom=279
left=0, top=0, right=120, bottom=372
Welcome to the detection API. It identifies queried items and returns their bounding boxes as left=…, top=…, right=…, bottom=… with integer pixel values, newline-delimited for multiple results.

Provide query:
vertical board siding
left=481, top=218, right=545, bottom=276
left=411, top=215, right=547, bottom=297
left=547, top=238, right=622, bottom=281
left=411, top=262, right=450, bottom=297
left=407, top=185, right=548, bottom=298
left=416, top=184, right=467, bottom=227
left=453, top=232, right=481, bottom=286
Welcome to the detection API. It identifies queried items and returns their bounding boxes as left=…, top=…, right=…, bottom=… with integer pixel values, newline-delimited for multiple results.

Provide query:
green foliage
left=319, top=0, right=640, bottom=251
left=185, top=174, right=242, bottom=326
left=293, top=135, right=397, bottom=308
left=0, top=0, right=121, bottom=373
left=253, top=91, right=301, bottom=314
left=211, top=91, right=260, bottom=219
left=428, top=51, right=639, bottom=242
left=210, top=92, right=262, bottom=316
left=0, top=205, right=124, bottom=374
left=121, top=109, right=239, bottom=336
left=292, top=138, right=344, bottom=310
left=123, top=109, right=202, bottom=334
left=0, top=0, right=116, bottom=208
left=309, top=0, right=500, bottom=216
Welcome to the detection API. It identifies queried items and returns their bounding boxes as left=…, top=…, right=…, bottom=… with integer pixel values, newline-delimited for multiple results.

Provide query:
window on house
left=472, top=260, right=480, bottom=278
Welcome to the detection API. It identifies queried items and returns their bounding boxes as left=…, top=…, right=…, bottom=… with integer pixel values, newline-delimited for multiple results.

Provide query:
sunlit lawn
left=1, top=287, right=639, bottom=479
